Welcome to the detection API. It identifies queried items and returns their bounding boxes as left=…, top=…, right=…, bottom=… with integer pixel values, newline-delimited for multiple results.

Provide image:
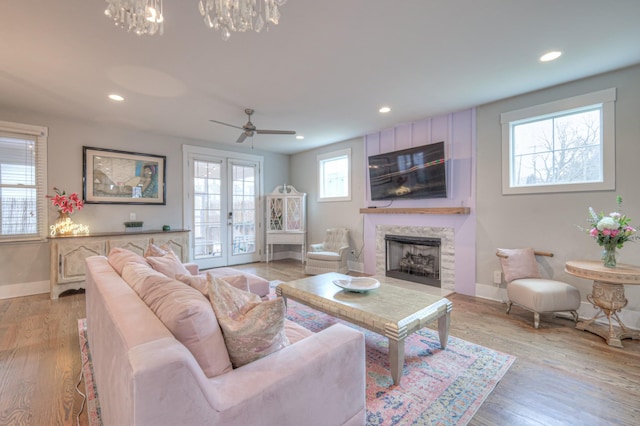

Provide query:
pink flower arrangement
left=48, top=187, right=84, bottom=214
left=585, top=196, right=636, bottom=249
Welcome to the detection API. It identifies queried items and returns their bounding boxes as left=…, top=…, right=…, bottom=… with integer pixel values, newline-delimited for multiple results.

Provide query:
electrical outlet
left=130, top=212, right=136, bottom=221
left=493, top=270, right=502, bottom=285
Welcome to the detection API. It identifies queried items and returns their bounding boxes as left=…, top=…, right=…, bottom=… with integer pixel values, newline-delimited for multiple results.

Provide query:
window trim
left=317, top=148, right=351, bottom=202
left=0, top=120, right=48, bottom=243
left=500, top=88, right=616, bottom=195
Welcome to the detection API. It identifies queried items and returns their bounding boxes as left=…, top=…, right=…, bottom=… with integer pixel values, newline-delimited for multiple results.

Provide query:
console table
left=565, top=260, right=640, bottom=348
left=49, top=229, right=190, bottom=299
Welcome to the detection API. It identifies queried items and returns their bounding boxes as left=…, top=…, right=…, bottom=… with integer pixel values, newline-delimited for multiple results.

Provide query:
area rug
left=78, top=289, right=515, bottom=426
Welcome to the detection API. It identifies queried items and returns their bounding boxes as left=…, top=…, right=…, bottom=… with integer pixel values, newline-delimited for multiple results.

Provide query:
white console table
left=49, top=229, right=190, bottom=299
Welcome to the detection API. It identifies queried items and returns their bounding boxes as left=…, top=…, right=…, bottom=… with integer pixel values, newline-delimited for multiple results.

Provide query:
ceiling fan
left=210, top=108, right=296, bottom=143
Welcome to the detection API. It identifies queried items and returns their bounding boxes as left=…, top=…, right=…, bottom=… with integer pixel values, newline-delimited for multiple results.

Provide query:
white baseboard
left=475, top=283, right=640, bottom=331
left=0, top=280, right=49, bottom=300
left=348, top=260, right=364, bottom=273
left=266, top=251, right=364, bottom=274
left=475, top=283, right=507, bottom=303
left=268, top=250, right=304, bottom=262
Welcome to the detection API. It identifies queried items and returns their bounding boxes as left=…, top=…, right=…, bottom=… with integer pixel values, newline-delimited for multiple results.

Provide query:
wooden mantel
left=359, top=207, right=470, bottom=215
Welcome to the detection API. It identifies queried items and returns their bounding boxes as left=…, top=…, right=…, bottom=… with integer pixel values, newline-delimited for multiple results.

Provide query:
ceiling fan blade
left=209, top=119, right=245, bottom=131
left=236, top=132, right=249, bottom=143
left=256, top=129, right=296, bottom=135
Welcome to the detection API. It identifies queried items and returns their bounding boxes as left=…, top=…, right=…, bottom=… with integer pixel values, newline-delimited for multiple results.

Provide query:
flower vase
left=55, top=211, right=72, bottom=235
left=602, top=244, right=617, bottom=268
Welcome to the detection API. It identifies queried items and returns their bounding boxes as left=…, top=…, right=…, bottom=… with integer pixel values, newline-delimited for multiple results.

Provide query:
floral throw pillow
left=208, top=275, right=289, bottom=368
left=497, top=248, right=541, bottom=283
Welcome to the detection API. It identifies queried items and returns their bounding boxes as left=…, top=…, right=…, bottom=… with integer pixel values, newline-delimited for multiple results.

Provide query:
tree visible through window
left=0, top=121, right=48, bottom=242
left=501, top=88, right=615, bottom=195
left=511, top=107, right=601, bottom=186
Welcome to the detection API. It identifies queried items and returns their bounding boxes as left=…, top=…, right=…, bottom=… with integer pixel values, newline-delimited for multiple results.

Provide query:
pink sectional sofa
left=85, top=255, right=366, bottom=425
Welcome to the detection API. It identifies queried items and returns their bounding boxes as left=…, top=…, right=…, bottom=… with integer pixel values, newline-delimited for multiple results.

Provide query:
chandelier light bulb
left=104, top=0, right=164, bottom=36
left=199, top=0, right=289, bottom=40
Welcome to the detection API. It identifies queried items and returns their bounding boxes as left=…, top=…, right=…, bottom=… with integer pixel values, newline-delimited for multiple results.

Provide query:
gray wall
left=0, top=107, right=289, bottom=292
left=289, top=137, right=366, bottom=270
left=476, top=64, right=640, bottom=327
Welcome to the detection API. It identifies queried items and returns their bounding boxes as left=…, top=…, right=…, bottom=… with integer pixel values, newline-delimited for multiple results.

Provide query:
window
left=0, top=121, right=48, bottom=242
left=501, top=88, right=616, bottom=194
left=318, top=148, right=351, bottom=202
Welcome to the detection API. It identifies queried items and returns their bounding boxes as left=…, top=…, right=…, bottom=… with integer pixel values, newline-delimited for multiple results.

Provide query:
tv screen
left=368, top=142, right=447, bottom=201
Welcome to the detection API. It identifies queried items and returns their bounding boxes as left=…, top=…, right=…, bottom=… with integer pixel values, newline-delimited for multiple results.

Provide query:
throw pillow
left=107, top=247, right=149, bottom=275
left=147, top=251, right=190, bottom=278
left=497, top=248, right=541, bottom=283
left=144, top=243, right=170, bottom=258
left=208, top=275, right=289, bottom=368
left=175, top=273, right=249, bottom=297
left=129, top=268, right=233, bottom=378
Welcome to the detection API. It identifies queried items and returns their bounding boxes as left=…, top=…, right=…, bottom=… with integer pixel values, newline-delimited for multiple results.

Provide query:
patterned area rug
left=78, top=283, right=515, bottom=426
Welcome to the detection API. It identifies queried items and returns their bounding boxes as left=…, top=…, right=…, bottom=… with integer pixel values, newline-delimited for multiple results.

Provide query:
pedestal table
left=565, top=260, right=640, bottom=348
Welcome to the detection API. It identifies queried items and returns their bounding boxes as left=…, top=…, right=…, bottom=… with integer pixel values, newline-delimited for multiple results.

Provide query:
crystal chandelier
left=104, top=0, right=164, bottom=36
left=198, top=0, right=289, bottom=41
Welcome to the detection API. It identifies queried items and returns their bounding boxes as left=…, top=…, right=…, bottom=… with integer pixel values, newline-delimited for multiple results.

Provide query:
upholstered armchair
left=305, top=228, right=350, bottom=275
left=496, top=248, right=580, bottom=329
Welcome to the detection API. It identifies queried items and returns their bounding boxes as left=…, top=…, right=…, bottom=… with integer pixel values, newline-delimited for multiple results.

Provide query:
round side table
left=565, top=260, right=640, bottom=348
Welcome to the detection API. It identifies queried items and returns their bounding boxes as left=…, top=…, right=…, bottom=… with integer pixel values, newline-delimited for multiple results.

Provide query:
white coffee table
left=276, top=272, right=452, bottom=385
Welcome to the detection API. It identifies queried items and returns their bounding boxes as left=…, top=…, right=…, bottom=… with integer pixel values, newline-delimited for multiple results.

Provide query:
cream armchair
left=497, top=248, right=580, bottom=329
left=305, top=228, right=350, bottom=275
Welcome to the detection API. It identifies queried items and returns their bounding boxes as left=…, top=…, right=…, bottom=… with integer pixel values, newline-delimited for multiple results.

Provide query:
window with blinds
left=0, top=121, right=48, bottom=242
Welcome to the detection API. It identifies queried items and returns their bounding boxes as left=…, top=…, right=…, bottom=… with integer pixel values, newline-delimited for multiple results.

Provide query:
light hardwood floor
left=1, top=259, right=639, bottom=425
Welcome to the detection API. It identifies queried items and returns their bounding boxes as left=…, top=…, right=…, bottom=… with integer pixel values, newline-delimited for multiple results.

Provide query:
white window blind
left=0, top=121, right=48, bottom=242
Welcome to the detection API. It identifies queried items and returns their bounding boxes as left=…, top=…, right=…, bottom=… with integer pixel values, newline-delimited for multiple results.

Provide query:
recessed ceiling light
left=379, top=106, right=391, bottom=113
left=540, top=51, right=562, bottom=62
left=296, top=135, right=304, bottom=140
left=108, top=94, right=124, bottom=101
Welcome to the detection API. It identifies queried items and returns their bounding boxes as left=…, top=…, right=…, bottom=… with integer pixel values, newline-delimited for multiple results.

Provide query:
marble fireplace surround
left=375, top=225, right=455, bottom=292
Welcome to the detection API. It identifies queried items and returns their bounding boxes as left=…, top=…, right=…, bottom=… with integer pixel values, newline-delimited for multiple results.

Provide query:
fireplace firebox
left=384, top=234, right=441, bottom=287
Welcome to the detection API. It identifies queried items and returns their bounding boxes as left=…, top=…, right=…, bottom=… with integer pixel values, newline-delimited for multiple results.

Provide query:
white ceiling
left=1, top=1, right=639, bottom=155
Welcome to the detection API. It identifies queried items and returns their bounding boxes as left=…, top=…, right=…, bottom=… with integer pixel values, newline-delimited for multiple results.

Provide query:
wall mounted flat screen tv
left=368, top=141, right=447, bottom=201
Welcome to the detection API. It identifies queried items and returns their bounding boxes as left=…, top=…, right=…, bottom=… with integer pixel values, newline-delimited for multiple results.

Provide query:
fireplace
left=375, top=225, right=455, bottom=292
left=385, top=235, right=441, bottom=287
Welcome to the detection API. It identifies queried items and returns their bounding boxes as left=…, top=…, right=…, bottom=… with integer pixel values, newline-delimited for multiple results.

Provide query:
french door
left=183, top=146, right=263, bottom=269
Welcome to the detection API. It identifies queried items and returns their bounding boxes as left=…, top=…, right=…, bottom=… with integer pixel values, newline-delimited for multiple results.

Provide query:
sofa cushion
left=208, top=275, right=289, bottom=368
left=107, top=247, right=149, bottom=275
left=497, top=248, right=541, bottom=283
left=176, top=273, right=248, bottom=297
left=147, top=251, right=191, bottom=278
left=121, top=261, right=166, bottom=294
left=121, top=262, right=233, bottom=378
left=306, top=251, right=341, bottom=261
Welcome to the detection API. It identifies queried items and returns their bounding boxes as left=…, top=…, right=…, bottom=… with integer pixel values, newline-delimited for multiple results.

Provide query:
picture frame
left=83, top=146, right=166, bottom=205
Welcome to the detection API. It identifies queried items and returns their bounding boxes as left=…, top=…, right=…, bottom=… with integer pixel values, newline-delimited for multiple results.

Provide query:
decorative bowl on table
left=332, top=277, right=380, bottom=293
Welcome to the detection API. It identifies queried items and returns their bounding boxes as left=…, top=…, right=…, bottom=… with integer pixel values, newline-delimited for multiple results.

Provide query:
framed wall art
left=83, top=146, right=166, bottom=205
